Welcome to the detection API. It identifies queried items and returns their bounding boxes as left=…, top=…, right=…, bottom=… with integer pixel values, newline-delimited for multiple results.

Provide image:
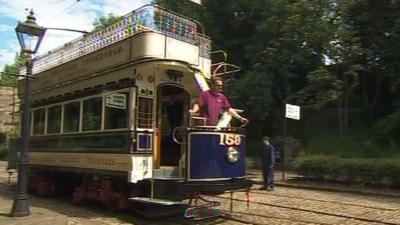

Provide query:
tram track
left=220, top=209, right=333, bottom=225
left=214, top=194, right=400, bottom=225
left=249, top=188, right=398, bottom=211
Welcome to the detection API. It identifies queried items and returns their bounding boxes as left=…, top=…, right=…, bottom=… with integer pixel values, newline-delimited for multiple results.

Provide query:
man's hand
left=189, top=104, right=200, bottom=116
left=189, top=109, right=196, bottom=115
left=239, top=117, right=249, bottom=125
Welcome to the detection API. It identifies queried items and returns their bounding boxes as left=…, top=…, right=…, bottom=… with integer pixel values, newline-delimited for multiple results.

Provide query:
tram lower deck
left=12, top=4, right=251, bottom=212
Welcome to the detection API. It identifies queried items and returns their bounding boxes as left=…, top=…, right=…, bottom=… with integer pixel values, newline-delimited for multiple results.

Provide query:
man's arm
left=271, top=146, right=276, bottom=165
left=190, top=91, right=206, bottom=115
left=189, top=103, right=200, bottom=115
left=227, top=108, right=249, bottom=124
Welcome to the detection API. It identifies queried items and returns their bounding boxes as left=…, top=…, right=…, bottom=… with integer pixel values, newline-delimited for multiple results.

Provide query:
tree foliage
left=92, top=13, right=122, bottom=32
left=156, top=0, right=400, bottom=149
left=0, top=53, right=25, bottom=87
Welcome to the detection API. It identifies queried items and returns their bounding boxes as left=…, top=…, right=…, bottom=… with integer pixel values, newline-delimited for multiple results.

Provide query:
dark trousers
left=262, top=166, right=274, bottom=187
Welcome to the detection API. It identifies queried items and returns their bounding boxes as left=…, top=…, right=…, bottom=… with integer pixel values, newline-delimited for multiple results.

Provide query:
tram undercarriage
left=27, top=165, right=251, bottom=219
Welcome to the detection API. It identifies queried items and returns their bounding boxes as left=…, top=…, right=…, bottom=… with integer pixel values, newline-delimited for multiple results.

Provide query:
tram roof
left=23, top=4, right=211, bottom=76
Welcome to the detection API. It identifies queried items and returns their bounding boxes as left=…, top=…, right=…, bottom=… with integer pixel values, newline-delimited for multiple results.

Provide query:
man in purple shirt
left=189, top=77, right=248, bottom=126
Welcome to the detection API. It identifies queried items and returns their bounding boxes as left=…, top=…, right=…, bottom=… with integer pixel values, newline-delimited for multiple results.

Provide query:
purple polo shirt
left=198, top=90, right=231, bottom=125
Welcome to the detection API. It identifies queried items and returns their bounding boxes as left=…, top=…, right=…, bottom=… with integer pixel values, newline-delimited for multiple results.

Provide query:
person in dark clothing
left=260, top=136, right=275, bottom=190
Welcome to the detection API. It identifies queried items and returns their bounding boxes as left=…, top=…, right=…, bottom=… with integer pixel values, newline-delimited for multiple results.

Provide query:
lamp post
left=11, top=9, right=45, bottom=217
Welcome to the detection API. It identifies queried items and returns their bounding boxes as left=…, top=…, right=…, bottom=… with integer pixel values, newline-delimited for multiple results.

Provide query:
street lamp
left=11, top=9, right=45, bottom=217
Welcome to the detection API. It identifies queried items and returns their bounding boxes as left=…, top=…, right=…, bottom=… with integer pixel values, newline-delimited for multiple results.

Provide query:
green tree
left=347, top=1, right=400, bottom=121
left=1, top=53, right=25, bottom=87
left=234, top=0, right=342, bottom=136
left=92, top=13, right=122, bottom=32
left=156, top=0, right=343, bottom=136
left=156, top=0, right=400, bottom=149
left=344, top=0, right=400, bottom=143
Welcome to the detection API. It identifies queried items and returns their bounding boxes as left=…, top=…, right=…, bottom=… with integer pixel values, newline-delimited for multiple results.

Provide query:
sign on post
left=285, top=104, right=301, bottom=120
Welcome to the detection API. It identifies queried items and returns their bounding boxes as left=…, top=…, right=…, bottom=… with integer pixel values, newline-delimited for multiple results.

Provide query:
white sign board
left=189, top=0, right=202, bottom=4
left=106, top=93, right=127, bottom=109
left=285, top=104, right=301, bottom=120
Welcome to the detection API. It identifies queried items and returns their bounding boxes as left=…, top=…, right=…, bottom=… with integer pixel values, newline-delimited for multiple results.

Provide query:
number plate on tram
left=219, top=133, right=242, bottom=146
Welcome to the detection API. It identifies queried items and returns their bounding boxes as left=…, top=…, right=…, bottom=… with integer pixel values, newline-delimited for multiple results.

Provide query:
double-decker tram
left=16, top=4, right=251, bottom=216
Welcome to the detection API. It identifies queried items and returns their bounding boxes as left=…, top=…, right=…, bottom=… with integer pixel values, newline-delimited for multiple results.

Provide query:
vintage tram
left=15, top=4, right=251, bottom=212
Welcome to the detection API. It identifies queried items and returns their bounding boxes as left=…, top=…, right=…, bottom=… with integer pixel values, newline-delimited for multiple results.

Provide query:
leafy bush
left=246, top=157, right=261, bottom=170
left=374, top=109, right=400, bottom=144
left=294, top=156, right=400, bottom=187
left=246, top=138, right=263, bottom=157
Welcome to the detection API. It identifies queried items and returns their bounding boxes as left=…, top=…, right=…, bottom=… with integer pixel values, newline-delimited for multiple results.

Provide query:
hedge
left=294, top=156, right=400, bottom=187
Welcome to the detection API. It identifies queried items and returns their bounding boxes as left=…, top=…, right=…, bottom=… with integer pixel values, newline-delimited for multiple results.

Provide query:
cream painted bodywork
left=30, top=152, right=152, bottom=183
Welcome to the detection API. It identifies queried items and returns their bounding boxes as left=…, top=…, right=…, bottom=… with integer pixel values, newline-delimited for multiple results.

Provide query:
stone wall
left=0, top=86, right=18, bottom=140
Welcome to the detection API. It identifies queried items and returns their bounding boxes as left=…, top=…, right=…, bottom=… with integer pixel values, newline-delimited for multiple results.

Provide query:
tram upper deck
left=18, top=4, right=212, bottom=96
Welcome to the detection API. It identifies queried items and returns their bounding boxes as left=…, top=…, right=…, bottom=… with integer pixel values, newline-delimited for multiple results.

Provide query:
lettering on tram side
left=134, top=72, right=143, bottom=81
left=51, top=62, right=78, bottom=76
left=219, top=133, right=242, bottom=146
left=81, top=46, right=124, bottom=66
left=30, top=41, right=130, bottom=92
left=134, top=69, right=154, bottom=84
left=147, top=75, right=155, bottom=83
left=29, top=153, right=132, bottom=171
left=47, top=66, right=89, bottom=85
left=30, top=154, right=57, bottom=164
left=58, top=155, right=81, bottom=164
left=85, top=156, right=116, bottom=166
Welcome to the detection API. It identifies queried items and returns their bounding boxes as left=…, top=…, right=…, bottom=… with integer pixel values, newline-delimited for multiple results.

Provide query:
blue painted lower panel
left=189, top=132, right=246, bottom=179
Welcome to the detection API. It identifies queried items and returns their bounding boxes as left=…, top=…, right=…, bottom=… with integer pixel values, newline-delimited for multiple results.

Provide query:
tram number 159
left=219, top=134, right=241, bottom=146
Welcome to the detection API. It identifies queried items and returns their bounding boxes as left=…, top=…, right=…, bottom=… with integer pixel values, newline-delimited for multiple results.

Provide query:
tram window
left=47, top=105, right=61, bottom=134
left=137, top=97, right=153, bottom=129
left=32, top=108, right=45, bottom=135
left=82, top=97, right=102, bottom=131
left=63, top=101, right=80, bottom=132
left=104, top=92, right=129, bottom=129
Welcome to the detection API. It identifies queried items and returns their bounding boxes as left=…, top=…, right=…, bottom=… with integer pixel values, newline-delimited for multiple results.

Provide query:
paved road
left=211, top=186, right=400, bottom=225
left=1, top=161, right=400, bottom=225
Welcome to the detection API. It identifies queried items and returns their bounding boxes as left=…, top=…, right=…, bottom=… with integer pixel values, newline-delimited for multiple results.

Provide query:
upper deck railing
left=29, top=4, right=211, bottom=75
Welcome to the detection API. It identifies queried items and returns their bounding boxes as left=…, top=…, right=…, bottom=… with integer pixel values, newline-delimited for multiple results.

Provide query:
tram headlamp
left=226, top=147, right=240, bottom=164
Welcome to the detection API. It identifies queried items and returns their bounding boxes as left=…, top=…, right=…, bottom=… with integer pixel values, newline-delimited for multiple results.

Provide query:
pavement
left=0, top=164, right=69, bottom=225
left=1, top=160, right=400, bottom=225
left=247, top=169, right=400, bottom=198
left=0, top=187, right=69, bottom=225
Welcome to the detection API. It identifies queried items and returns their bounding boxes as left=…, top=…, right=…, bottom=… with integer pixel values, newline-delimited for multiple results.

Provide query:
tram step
left=129, top=197, right=186, bottom=205
left=153, top=167, right=181, bottom=179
